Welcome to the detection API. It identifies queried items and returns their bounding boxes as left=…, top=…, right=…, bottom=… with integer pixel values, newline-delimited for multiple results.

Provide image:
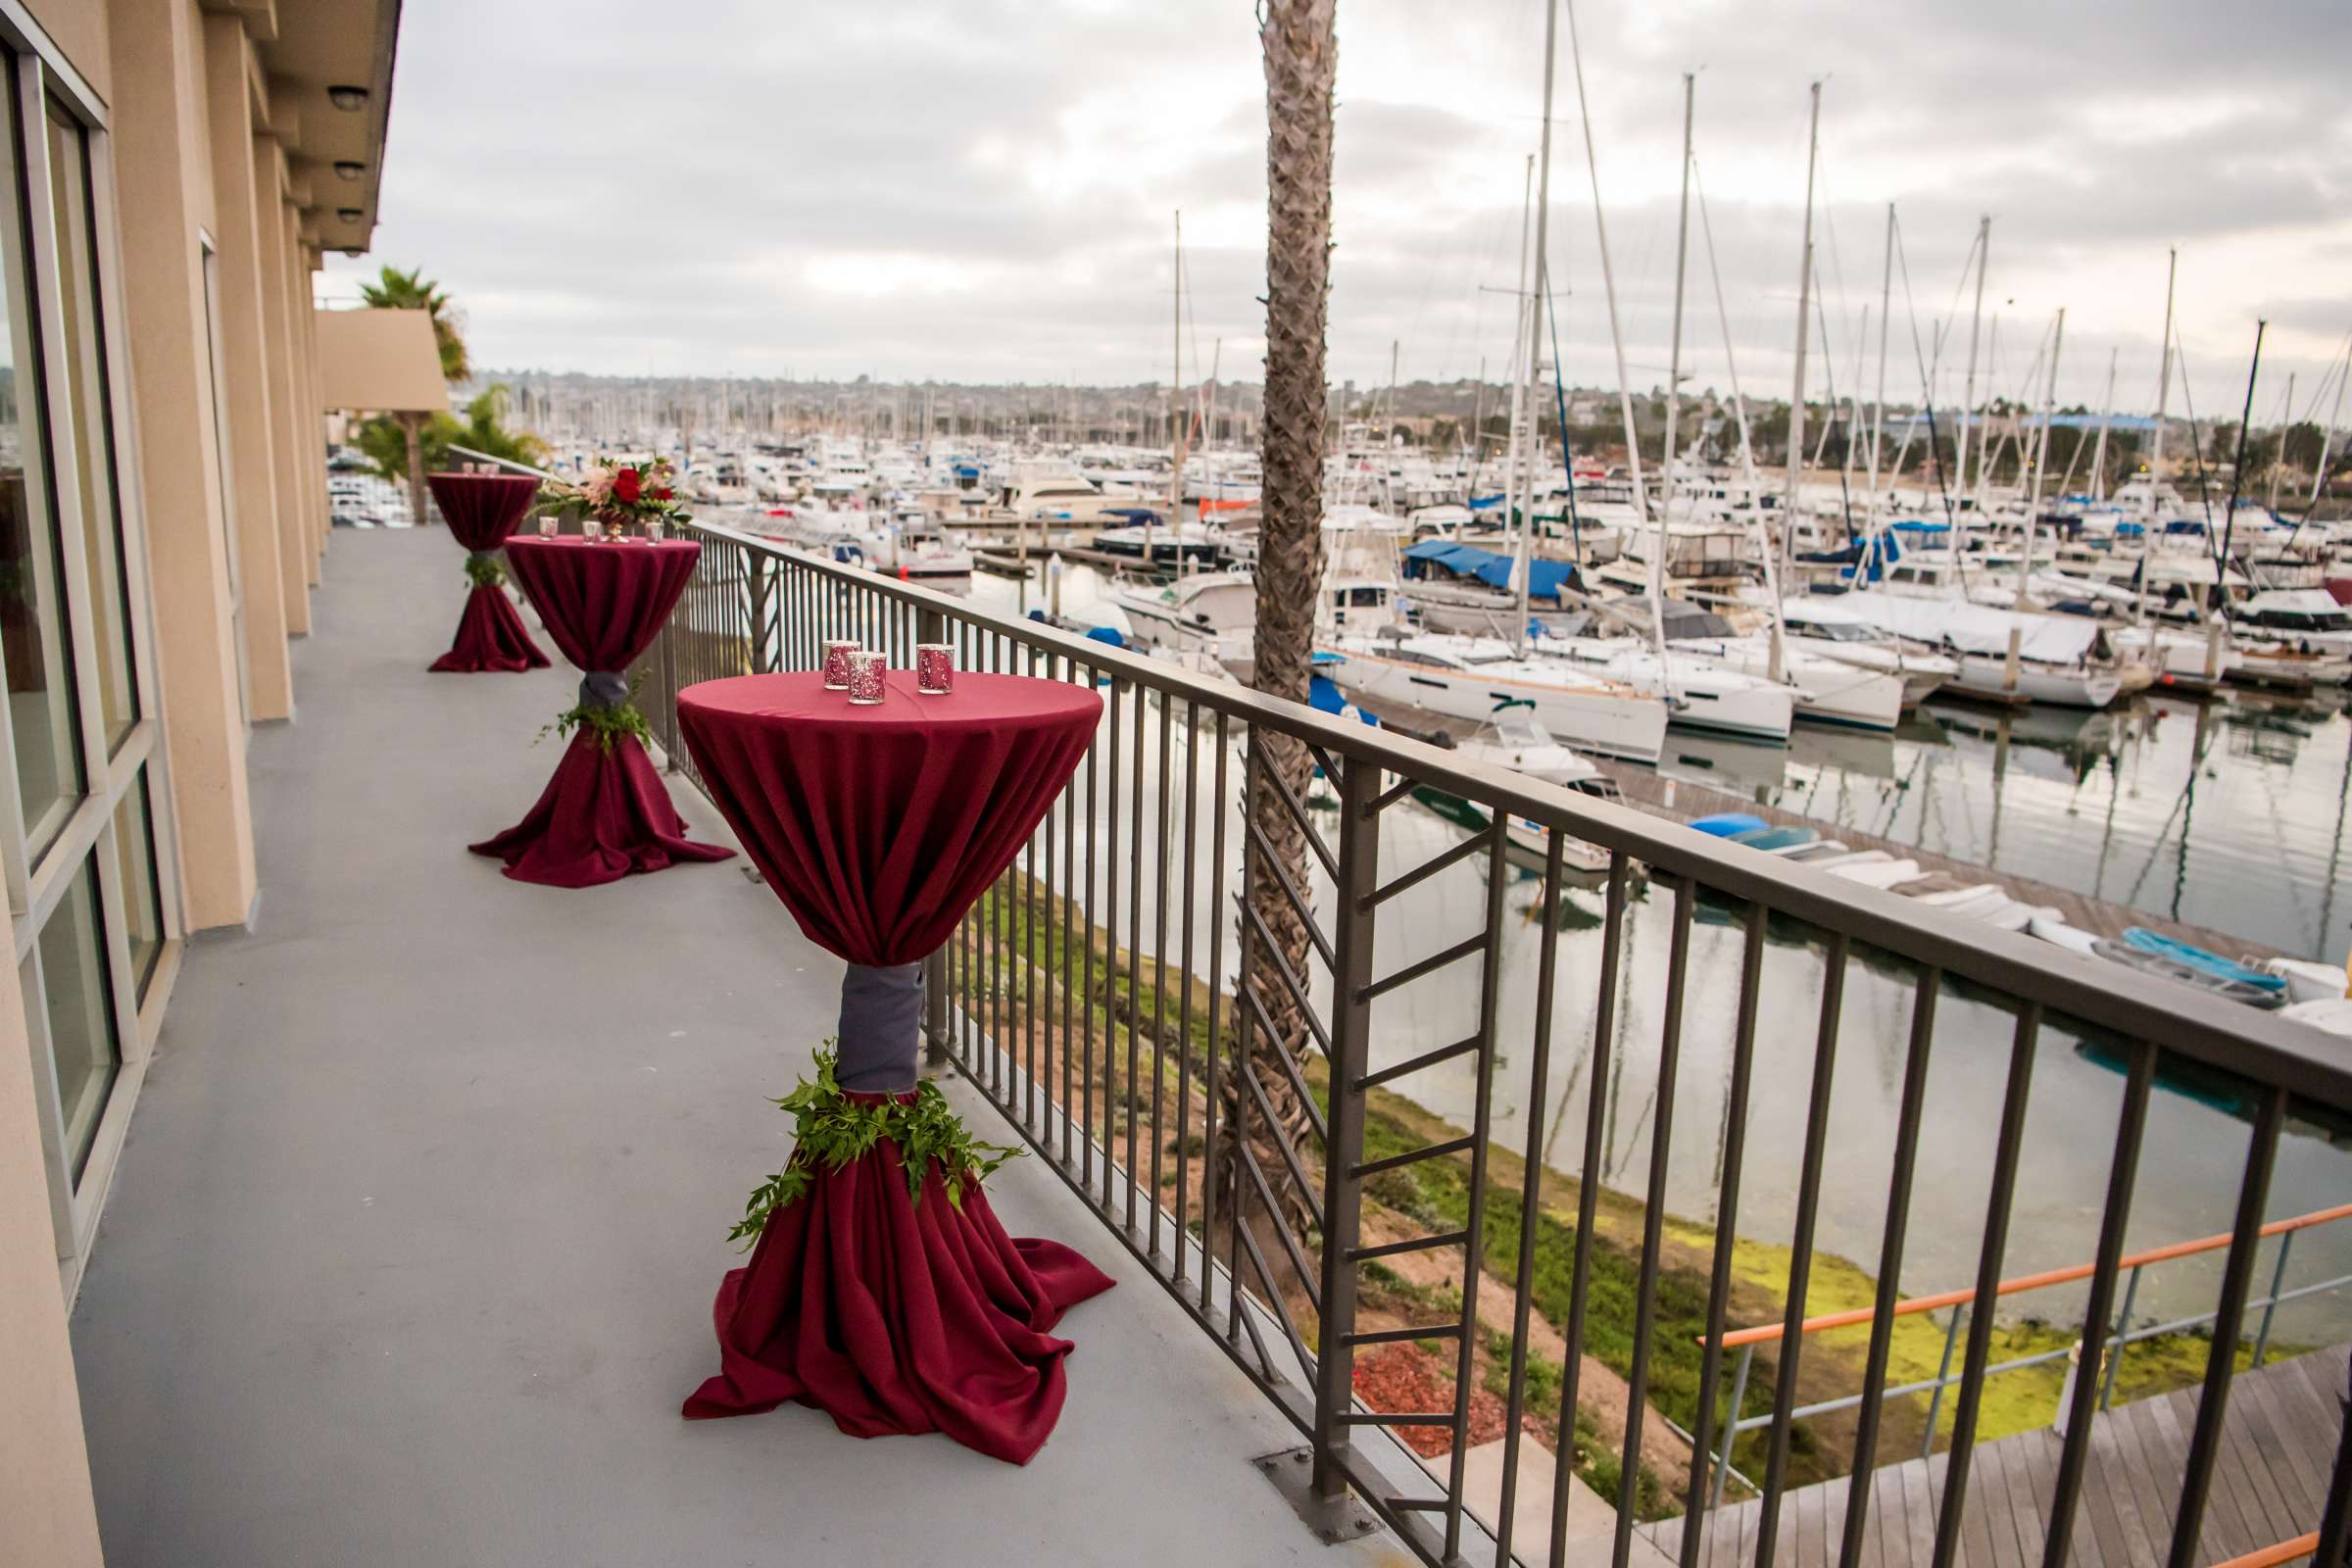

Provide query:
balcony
left=64, top=528, right=1402, bottom=1567
left=66, top=516, right=2352, bottom=1568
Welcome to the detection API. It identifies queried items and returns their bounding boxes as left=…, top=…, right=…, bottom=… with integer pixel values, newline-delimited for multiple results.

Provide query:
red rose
left=612, top=467, right=644, bottom=504
left=651, top=487, right=673, bottom=501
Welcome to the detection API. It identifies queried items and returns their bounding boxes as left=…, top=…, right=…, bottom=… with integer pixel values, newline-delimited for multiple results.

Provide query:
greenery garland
left=548, top=699, right=653, bottom=753
left=727, top=1049, right=1023, bottom=1249
left=464, top=554, right=506, bottom=589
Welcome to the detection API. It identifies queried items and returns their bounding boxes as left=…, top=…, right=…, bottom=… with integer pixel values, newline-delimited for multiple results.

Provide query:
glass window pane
left=0, top=73, right=80, bottom=852
left=111, top=768, right=160, bottom=998
left=29, top=855, right=119, bottom=1183
left=44, top=98, right=134, bottom=751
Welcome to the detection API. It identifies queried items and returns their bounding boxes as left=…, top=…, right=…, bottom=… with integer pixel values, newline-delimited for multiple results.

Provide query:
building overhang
left=316, top=306, right=445, bottom=413
left=204, top=0, right=401, bottom=258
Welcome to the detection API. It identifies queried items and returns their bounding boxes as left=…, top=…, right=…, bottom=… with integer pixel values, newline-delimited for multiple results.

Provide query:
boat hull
left=1949, top=657, right=2123, bottom=709
left=1320, top=648, right=1667, bottom=764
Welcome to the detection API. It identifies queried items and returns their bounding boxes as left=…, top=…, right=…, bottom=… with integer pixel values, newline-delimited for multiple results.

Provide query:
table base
left=468, top=730, right=732, bottom=888
left=682, top=1125, right=1114, bottom=1464
left=429, top=584, right=549, bottom=674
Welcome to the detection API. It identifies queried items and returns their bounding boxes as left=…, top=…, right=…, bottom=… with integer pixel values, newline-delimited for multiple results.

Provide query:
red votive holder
left=846, top=651, right=888, bottom=707
left=915, top=642, right=955, bottom=695
left=821, top=640, right=859, bottom=690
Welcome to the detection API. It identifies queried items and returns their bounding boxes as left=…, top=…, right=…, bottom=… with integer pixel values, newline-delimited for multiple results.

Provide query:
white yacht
left=1664, top=632, right=1906, bottom=732
left=1113, top=571, right=1259, bottom=662
left=1836, top=591, right=2127, bottom=709
left=1316, top=634, right=1669, bottom=764
left=1531, top=636, right=1796, bottom=744
left=1775, top=602, right=1958, bottom=708
left=2231, top=589, right=2352, bottom=685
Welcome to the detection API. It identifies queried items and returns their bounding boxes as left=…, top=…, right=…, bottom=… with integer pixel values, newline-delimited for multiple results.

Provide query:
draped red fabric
left=469, top=535, right=731, bottom=887
left=682, top=1099, right=1113, bottom=1464
left=429, top=584, right=549, bottom=673
left=423, top=473, right=549, bottom=672
left=674, top=670, right=1101, bottom=965
left=467, top=729, right=733, bottom=887
left=501, top=536, right=699, bottom=675
left=674, top=670, right=1111, bottom=1461
left=425, top=471, right=540, bottom=550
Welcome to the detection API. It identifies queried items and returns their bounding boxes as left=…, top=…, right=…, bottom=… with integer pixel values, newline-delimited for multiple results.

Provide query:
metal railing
left=631, top=512, right=2352, bottom=1568
left=1700, top=1200, right=2352, bottom=1507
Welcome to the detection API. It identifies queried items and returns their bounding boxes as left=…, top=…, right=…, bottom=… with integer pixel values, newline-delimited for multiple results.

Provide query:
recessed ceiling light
left=334, top=161, right=365, bottom=181
left=327, top=85, right=368, bottom=112
left=343, top=247, right=366, bottom=258
left=335, top=207, right=363, bottom=222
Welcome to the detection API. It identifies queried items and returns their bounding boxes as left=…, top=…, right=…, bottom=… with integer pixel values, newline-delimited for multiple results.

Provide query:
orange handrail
left=1712, top=1200, right=2352, bottom=1350
left=2212, top=1532, right=2320, bottom=1567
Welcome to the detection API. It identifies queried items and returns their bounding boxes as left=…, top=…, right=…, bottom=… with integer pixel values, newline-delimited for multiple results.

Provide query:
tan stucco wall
left=316, top=304, right=447, bottom=414
left=0, top=890, right=105, bottom=1568
left=20, top=0, right=112, bottom=104
left=252, top=135, right=308, bottom=636
left=202, top=14, right=291, bottom=720
left=111, top=0, right=257, bottom=930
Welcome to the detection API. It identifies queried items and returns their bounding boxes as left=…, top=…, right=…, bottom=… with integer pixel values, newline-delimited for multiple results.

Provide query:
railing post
left=657, top=615, right=681, bottom=772
left=1923, top=1303, right=1966, bottom=1460
left=1708, top=1343, right=1755, bottom=1510
left=2251, top=1228, right=2294, bottom=1369
left=1309, top=753, right=1381, bottom=1506
left=749, top=552, right=774, bottom=674
left=2100, top=1263, right=2142, bottom=1411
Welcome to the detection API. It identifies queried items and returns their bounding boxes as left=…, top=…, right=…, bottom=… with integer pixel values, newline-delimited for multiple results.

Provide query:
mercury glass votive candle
left=846, top=651, right=888, bottom=707
left=821, top=640, right=860, bottom=691
left=538, top=514, right=558, bottom=539
left=915, top=642, right=955, bottom=695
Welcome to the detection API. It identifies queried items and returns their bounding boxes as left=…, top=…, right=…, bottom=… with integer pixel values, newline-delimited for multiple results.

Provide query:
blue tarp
left=1399, top=539, right=1579, bottom=601
left=1468, top=493, right=1506, bottom=511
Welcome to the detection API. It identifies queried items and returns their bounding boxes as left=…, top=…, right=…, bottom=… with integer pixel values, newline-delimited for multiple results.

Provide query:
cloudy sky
left=320, top=0, right=2352, bottom=419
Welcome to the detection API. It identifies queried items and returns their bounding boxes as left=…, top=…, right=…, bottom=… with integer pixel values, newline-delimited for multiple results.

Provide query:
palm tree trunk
left=1240, top=0, right=1337, bottom=1211
left=402, top=413, right=430, bottom=526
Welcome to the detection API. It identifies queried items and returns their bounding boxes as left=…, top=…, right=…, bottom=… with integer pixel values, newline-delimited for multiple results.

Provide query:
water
left=944, top=564, right=2352, bottom=1344
left=970, top=560, right=2352, bottom=965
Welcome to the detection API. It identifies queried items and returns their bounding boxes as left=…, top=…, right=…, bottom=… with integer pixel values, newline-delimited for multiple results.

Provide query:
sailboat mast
left=1955, top=216, right=1990, bottom=524
left=2017, top=306, right=2063, bottom=611
left=1165, top=209, right=1183, bottom=545
left=1653, top=72, right=1694, bottom=672
left=1784, top=80, right=1821, bottom=582
left=1868, top=204, right=1892, bottom=503
left=1502, top=156, right=1535, bottom=579
left=2089, top=348, right=2117, bottom=502
left=2137, top=248, right=2177, bottom=627
left=1561, top=0, right=1660, bottom=681
left=2310, top=336, right=2350, bottom=510
left=2269, top=372, right=2293, bottom=514
left=1511, top=0, right=1559, bottom=660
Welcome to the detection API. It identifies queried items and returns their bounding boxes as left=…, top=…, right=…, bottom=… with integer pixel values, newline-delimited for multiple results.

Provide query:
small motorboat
left=2255, top=956, right=2349, bottom=1005
left=2028, top=915, right=2100, bottom=956
left=1827, top=857, right=1923, bottom=890
left=2280, top=997, right=2352, bottom=1037
left=1727, top=825, right=1815, bottom=853
left=1775, top=838, right=1848, bottom=860
left=2089, top=937, right=2287, bottom=1009
left=2121, top=928, right=2288, bottom=1001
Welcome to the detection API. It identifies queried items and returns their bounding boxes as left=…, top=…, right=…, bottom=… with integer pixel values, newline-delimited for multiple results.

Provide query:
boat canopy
left=1838, top=591, right=2106, bottom=664
left=1400, top=539, right=1582, bottom=601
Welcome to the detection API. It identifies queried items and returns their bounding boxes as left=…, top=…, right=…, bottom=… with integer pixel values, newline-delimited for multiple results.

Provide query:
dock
left=1591, top=759, right=2290, bottom=963
left=1640, top=1346, right=2347, bottom=1567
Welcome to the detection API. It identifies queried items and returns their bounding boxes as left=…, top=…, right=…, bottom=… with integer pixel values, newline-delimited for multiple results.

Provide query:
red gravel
left=1350, top=1343, right=1509, bottom=1457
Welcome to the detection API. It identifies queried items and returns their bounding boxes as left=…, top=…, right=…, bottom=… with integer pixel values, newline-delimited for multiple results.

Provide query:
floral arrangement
left=726, top=1049, right=1022, bottom=1249
left=537, top=456, right=689, bottom=533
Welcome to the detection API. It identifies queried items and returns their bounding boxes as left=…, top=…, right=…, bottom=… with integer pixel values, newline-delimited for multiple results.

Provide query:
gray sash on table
left=835, top=962, right=923, bottom=1093
left=578, top=670, right=629, bottom=710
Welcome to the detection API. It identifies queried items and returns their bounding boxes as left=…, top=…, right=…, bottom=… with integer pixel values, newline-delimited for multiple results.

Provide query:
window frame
left=0, top=39, right=185, bottom=1275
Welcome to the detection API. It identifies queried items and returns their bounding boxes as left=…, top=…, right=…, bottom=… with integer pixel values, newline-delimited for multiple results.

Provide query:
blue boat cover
left=1689, top=812, right=1769, bottom=838
left=2122, top=927, right=2285, bottom=992
left=1399, top=539, right=1579, bottom=601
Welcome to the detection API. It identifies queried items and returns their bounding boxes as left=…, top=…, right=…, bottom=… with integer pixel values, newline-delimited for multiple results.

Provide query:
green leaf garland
left=726, top=1049, right=1023, bottom=1249
left=464, top=554, right=507, bottom=589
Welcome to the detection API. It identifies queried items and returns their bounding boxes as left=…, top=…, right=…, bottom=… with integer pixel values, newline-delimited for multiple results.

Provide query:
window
left=29, top=855, right=118, bottom=1182
left=0, top=42, right=179, bottom=1279
left=43, top=96, right=135, bottom=753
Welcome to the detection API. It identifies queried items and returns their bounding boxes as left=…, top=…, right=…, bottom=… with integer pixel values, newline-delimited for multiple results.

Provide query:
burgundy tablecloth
left=674, top=669, right=1110, bottom=1463
left=467, top=537, right=731, bottom=887
left=424, top=473, right=548, bottom=674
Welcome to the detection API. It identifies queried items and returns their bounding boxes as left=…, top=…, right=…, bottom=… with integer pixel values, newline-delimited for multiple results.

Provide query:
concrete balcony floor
left=69, top=528, right=1405, bottom=1568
